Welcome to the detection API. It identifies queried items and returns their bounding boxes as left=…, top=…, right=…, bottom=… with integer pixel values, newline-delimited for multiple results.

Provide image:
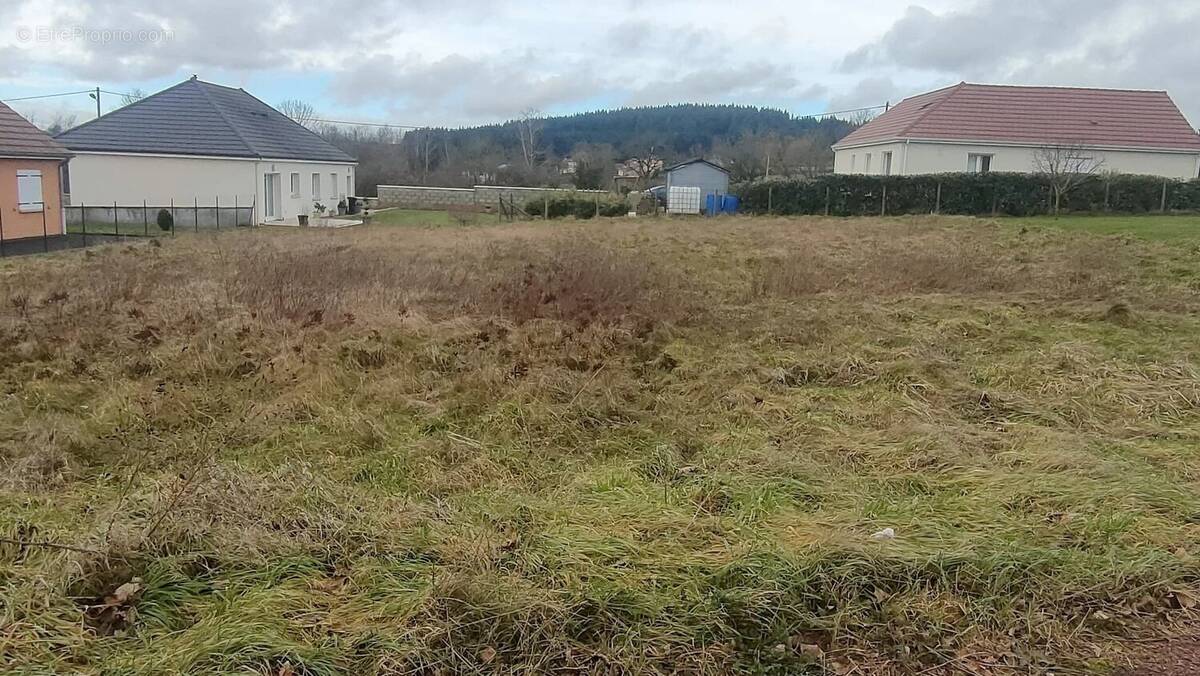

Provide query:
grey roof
left=665, top=158, right=729, bottom=174
left=55, top=78, right=355, bottom=163
left=0, top=101, right=71, bottom=159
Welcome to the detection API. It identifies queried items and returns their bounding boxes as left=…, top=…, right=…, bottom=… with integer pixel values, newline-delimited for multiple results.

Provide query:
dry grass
left=1, top=215, right=1199, bottom=674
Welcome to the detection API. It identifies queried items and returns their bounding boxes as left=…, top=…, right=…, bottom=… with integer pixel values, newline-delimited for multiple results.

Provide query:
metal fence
left=0, top=199, right=259, bottom=258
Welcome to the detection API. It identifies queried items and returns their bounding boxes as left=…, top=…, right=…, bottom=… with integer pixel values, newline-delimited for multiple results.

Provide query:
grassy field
left=2, top=214, right=1199, bottom=674
left=369, top=207, right=492, bottom=228
left=1009, top=214, right=1200, bottom=241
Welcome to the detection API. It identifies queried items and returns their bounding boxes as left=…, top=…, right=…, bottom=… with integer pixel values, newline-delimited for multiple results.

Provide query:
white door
left=264, top=173, right=281, bottom=219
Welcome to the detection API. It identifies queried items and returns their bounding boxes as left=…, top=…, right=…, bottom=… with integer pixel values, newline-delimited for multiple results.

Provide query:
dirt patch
left=1117, top=635, right=1200, bottom=676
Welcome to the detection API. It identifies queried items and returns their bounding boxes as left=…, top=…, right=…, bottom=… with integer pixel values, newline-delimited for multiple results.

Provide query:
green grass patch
left=1, top=216, right=1199, bottom=673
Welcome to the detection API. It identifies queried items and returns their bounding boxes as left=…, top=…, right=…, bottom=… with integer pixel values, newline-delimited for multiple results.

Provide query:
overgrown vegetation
left=525, top=195, right=628, bottom=219
left=2, top=216, right=1200, bottom=674
left=738, top=172, right=1200, bottom=216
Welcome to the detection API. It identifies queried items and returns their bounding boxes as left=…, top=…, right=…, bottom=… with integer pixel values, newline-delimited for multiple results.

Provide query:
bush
left=156, top=209, right=174, bottom=231
left=525, top=195, right=626, bottom=220
left=735, top=173, right=1200, bottom=217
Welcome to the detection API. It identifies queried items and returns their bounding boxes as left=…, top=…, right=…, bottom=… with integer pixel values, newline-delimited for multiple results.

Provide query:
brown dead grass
left=0, top=216, right=1198, bottom=675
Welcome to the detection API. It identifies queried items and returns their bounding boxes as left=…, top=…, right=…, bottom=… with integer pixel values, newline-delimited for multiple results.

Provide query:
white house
left=833, top=83, right=1200, bottom=180
left=56, top=77, right=356, bottom=224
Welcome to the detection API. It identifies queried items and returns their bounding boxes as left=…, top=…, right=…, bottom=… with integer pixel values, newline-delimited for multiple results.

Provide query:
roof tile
left=0, top=102, right=72, bottom=159
left=55, top=79, right=354, bottom=163
left=836, top=83, right=1200, bottom=152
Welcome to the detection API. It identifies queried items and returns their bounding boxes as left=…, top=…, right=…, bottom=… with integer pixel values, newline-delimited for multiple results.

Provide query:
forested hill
left=442, top=103, right=855, bottom=157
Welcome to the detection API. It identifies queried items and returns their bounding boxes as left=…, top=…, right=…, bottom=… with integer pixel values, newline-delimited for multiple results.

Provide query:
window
left=864, top=153, right=872, bottom=174
left=968, top=153, right=993, bottom=173
left=311, top=173, right=321, bottom=199
left=330, top=173, right=337, bottom=199
left=850, top=154, right=857, bottom=172
left=882, top=151, right=893, bottom=176
left=17, top=170, right=43, bottom=212
left=290, top=172, right=301, bottom=197
left=60, top=164, right=71, bottom=197
left=346, top=175, right=353, bottom=197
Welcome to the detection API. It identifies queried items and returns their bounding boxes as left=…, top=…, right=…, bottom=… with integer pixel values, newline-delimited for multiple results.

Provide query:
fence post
left=235, top=195, right=239, bottom=227
left=171, top=199, right=175, bottom=237
left=824, top=185, right=831, bottom=216
left=143, top=199, right=149, bottom=236
left=194, top=197, right=199, bottom=233
left=1161, top=179, right=1168, bottom=213
left=81, top=202, right=86, bottom=244
left=0, top=204, right=5, bottom=257
left=1103, top=177, right=1111, bottom=211
left=42, top=202, right=49, bottom=253
left=594, top=193, right=599, bottom=218
left=251, top=194, right=256, bottom=228
left=543, top=196, right=548, bottom=220
left=934, top=182, right=942, bottom=214
left=767, top=185, right=773, bottom=215
left=881, top=184, right=887, bottom=217
left=216, top=196, right=220, bottom=230
left=113, top=200, right=118, bottom=236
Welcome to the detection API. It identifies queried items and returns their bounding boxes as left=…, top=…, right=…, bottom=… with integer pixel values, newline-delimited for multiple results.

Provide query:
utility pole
left=88, top=87, right=101, bottom=119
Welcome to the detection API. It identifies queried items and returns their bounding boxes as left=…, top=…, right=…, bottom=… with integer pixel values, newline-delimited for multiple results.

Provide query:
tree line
left=308, top=104, right=860, bottom=196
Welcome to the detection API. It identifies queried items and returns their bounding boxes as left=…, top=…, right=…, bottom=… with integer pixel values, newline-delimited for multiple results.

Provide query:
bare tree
left=120, top=88, right=145, bottom=107
left=517, top=109, right=542, bottom=168
left=278, top=99, right=317, bottom=128
left=1032, top=143, right=1104, bottom=215
left=41, top=113, right=78, bottom=135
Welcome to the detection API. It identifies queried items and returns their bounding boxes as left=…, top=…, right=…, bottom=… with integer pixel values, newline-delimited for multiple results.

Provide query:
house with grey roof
left=55, top=76, right=356, bottom=224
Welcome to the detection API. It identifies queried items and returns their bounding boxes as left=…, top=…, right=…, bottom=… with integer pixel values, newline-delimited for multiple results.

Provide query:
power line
left=312, top=117, right=422, bottom=130
left=1, top=90, right=95, bottom=103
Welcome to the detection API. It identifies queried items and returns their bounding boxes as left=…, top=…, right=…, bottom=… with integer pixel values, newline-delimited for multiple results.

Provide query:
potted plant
left=337, top=198, right=347, bottom=216
left=312, top=201, right=327, bottom=223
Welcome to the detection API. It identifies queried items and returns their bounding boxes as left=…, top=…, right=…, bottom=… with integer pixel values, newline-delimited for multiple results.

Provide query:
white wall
left=68, top=153, right=256, bottom=206
left=835, top=141, right=1200, bottom=179
left=252, top=161, right=356, bottom=222
left=66, top=153, right=356, bottom=223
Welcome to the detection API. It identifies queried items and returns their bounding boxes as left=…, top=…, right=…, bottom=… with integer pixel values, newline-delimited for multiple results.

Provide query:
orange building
left=0, top=102, right=71, bottom=242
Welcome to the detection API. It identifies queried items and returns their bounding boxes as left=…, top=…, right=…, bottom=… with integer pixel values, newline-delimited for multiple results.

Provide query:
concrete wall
left=67, top=152, right=356, bottom=224
left=835, top=141, right=1200, bottom=179
left=377, top=184, right=611, bottom=210
left=1, top=157, right=67, bottom=240
left=665, top=163, right=730, bottom=202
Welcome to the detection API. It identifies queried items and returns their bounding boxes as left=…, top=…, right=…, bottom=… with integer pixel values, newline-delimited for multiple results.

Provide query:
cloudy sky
left=2, top=0, right=1198, bottom=130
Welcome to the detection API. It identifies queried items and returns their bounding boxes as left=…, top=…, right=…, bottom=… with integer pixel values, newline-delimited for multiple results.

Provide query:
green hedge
left=734, top=173, right=1200, bottom=217
left=525, top=195, right=627, bottom=220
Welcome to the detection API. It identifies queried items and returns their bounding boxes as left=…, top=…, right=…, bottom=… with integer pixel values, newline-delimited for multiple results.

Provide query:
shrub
left=155, top=209, right=174, bottom=231
left=735, top=173, right=1200, bottom=217
left=526, top=195, right=626, bottom=220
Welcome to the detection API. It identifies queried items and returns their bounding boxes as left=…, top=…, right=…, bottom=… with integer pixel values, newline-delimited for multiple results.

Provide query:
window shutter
left=17, top=170, right=44, bottom=212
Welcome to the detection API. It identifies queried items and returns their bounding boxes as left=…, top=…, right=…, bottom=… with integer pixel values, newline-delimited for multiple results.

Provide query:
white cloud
left=2, top=0, right=1199, bottom=127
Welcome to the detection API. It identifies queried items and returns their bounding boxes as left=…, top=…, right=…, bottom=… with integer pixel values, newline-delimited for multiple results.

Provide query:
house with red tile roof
left=0, top=101, right=72, bottom=242
left=832, top=83, right=1200, bottom=180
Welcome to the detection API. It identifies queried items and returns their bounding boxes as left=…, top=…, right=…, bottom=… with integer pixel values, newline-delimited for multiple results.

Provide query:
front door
left=263, top=173, right=281, bottom=219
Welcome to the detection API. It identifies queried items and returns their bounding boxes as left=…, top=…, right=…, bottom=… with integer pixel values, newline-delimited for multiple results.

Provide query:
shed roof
left=55, top=77, right=355, bottom=163
left=834, top=83, right=1200, bottom=152
left=0, top=101, right=72, bottom=159
left=665, top=158, right=730, bottom=174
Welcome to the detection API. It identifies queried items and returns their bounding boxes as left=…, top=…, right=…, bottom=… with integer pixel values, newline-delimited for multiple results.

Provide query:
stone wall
left=377, top=184, right=612, bottom=211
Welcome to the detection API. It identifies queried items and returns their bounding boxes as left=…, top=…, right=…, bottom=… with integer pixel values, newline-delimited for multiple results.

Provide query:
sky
left=1, top=0, right=1198, bottom=131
